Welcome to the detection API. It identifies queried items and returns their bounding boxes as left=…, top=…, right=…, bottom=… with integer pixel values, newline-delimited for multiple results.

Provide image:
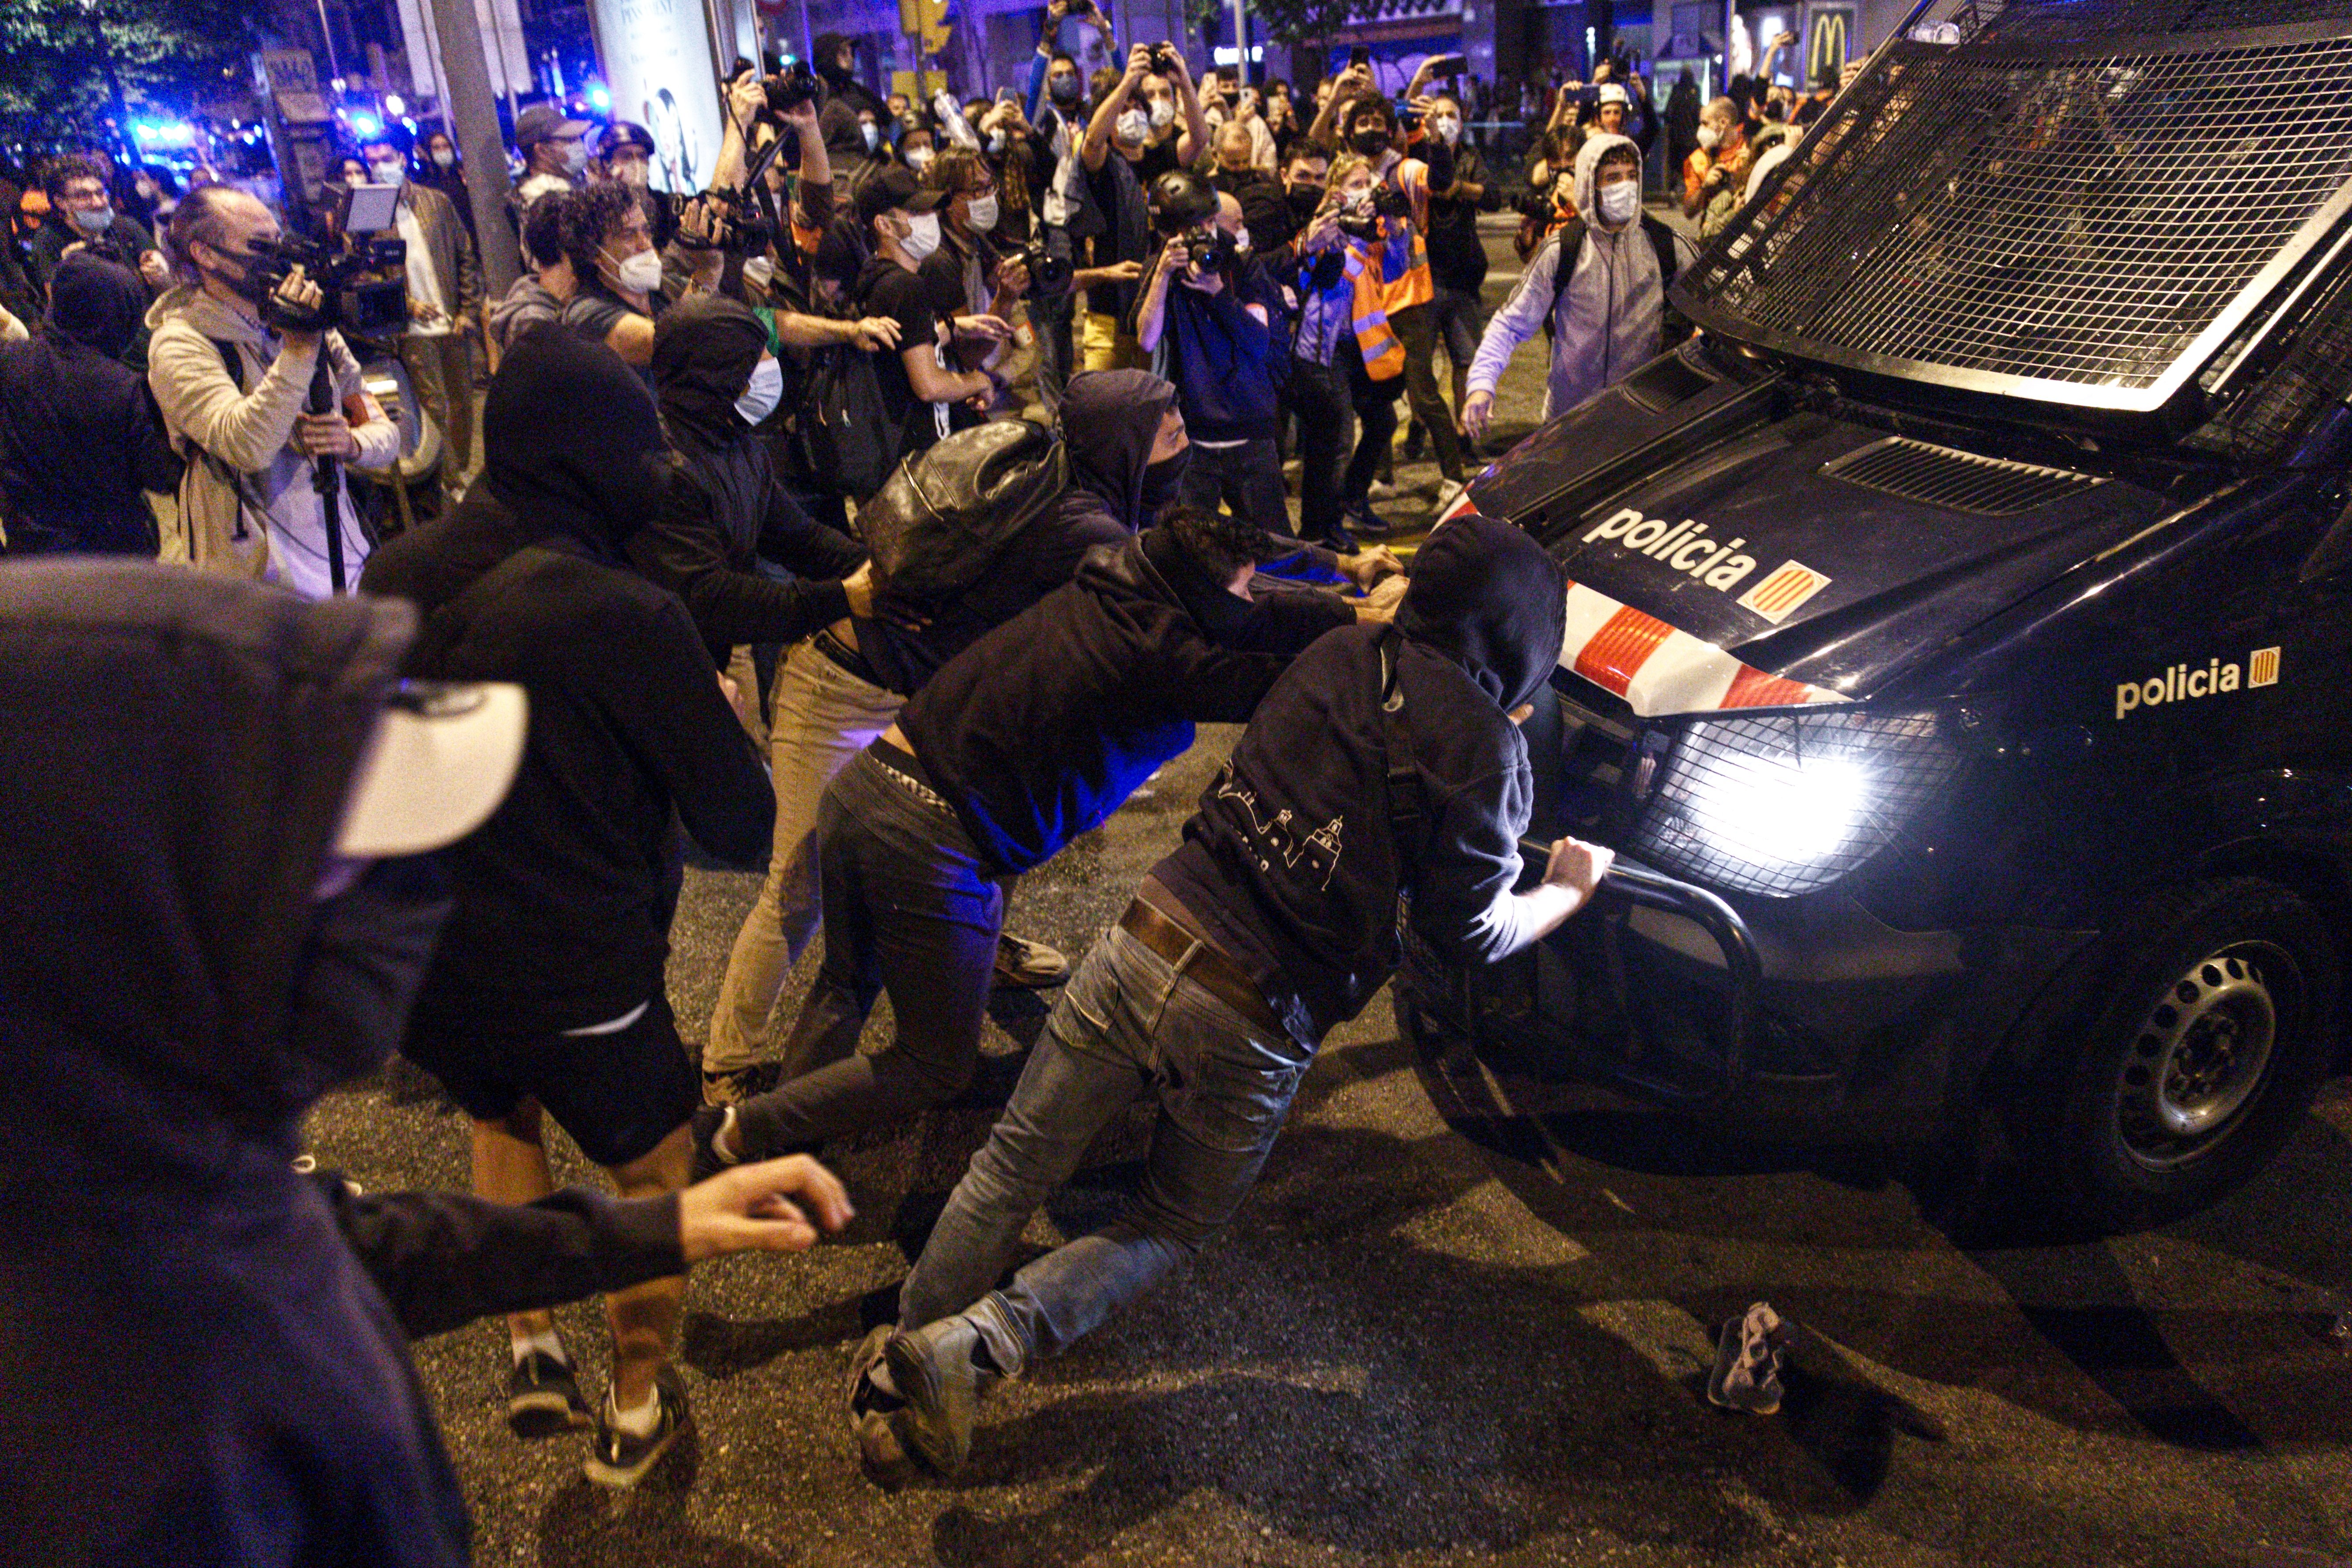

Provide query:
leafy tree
left=1250, top=0, right=1372, bottom=79
left=0, top=0, right=257, bottom=149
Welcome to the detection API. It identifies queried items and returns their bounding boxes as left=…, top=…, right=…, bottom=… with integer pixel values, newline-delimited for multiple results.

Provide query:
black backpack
left=856, top=418, right=1069, bottom=609
left=790, top=338, right=901, bottom=502
left=1539, top=213, right=1689, bottom=344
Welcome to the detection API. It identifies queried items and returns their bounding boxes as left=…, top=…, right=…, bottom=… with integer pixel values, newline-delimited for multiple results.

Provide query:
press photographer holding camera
left=147, top=185, right=397, bottom=596
left=1078, top=41, right=1209, bottom=370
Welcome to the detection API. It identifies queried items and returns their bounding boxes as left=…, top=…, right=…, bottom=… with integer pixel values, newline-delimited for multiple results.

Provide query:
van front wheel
left=2026, top=878, right=2337, bottom=1233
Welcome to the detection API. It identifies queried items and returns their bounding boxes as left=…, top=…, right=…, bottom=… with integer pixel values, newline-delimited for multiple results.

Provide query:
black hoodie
left=630, top=294, right=863, bottom=665
left=0, top=253, right=181, bottom=554
left=815, top=32, right=888, bottom=170
left=1153, top=512, right=1569, bottom=1041
left=361, top=325, right=773, bottom=1037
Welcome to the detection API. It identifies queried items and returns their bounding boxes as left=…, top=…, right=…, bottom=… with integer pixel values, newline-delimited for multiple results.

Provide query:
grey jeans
left=897, top=919, right=1316, bottom=1373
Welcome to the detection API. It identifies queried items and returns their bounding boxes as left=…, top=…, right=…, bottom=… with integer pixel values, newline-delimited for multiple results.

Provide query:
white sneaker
left=1368, top=479, right=1399, bottom=501
left=1434, top=479, right=1472, bottom=522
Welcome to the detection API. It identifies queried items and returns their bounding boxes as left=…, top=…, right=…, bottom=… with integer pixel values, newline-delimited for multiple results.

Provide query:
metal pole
left=1230, top=0, right=1248, bottom=82
left=427, top=0, right=524, bottom=294
left=315, top=0, right=344, bottom=81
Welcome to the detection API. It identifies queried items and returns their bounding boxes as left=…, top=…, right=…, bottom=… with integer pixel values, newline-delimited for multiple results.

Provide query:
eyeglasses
left=60, top=184, right=108, bottom=206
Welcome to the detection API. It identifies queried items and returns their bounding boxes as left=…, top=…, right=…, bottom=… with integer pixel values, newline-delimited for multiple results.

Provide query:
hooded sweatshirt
left=815, top=33, right=889, bottom=171
left=630, top=294, right=863, bottom=665
left=0, top=253, right=181, bottom=553
left=899, top=531, right=1354, bottom=874
left=1467, top=132, right=1690, bottom=420
left=1153, top=512, right=1568, bottom=1042
left=146, top=281, right=399, bottom=596
left=361, top=325, right=774, bottom=1036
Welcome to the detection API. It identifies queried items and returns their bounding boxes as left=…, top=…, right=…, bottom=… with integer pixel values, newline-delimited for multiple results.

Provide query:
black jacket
left=361, top=326, right=773, bottom=1037
left=1154, top=513, right=1568, bottom=1041
left=634, top=295, right=863, bottom=665
left=901, top=531, right=1353, bottom=874
left=0, top=253, right=180, bottom=553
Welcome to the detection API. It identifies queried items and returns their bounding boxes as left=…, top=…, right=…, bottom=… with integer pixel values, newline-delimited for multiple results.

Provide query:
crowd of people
left=0, top=26, right=1836, bottom=1564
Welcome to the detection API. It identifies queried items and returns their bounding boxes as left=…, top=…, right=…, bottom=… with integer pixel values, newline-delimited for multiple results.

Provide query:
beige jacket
left=146, top=286, right=398, bottom=598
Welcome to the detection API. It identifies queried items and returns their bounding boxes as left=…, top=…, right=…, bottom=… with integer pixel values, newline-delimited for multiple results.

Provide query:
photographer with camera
left=598, top=121, right=680, bottom=252
left=361, top=128, right=484, bottom=507
left=558, top=182, right=671, bottom=378
left=1079, top=42, right=1209, bottom=371
left=920, top=148, right=1025, bottom=418
left=147, top=185, right=398, bottom=596
left=1131, top=174, right=1289, bottom=536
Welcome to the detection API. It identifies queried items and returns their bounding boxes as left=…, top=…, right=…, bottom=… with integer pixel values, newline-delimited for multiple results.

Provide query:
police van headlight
left=1631, top=709, right=1960, bottom=897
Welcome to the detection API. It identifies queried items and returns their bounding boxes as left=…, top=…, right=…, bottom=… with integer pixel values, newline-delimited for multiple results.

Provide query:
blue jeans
left=896, top=921, right=1316, bottom=1372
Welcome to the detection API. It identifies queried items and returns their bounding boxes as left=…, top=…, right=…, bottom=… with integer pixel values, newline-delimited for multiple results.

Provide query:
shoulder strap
left=1539, top=219, right=1588, bottom=340
left=1376, top=625, right=1425, bottom=856
left=1641, top=213, right=1680, bottom=289
left=209, top=337, right=245, bottom=393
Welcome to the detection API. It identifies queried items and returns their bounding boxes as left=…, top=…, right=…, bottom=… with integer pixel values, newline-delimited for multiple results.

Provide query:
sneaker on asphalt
left=1344, top=501, right=1396, bottom=539
left=1317, top=524, right=1359, bottom=555
left=883, top=1315, right=990, bottom=1478
left=701, top=1061, right=776, bottom=1108
left=1433, top=478, right=1472, bottom=521
left=584, top=1365, right=692, bottom=1489
left=993, top=931, right=1069, bottom=989
left=1367, top=478, right=1399, bottom=501
left=1707, top=1301, right=1797, bottom=1416
left=847, top=1326, right=926, bottom=1489
left=1402, top=423, right=1427, bottom=462
left=506, top=1349, right=594, bottom=1438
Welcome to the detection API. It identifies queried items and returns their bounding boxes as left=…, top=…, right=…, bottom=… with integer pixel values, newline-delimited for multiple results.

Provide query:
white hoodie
left=1467, top=133, right=1690, bottom=419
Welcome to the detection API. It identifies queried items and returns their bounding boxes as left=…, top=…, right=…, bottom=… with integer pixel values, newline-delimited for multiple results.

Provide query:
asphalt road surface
left=303, top=217, right=2352, bottom=1568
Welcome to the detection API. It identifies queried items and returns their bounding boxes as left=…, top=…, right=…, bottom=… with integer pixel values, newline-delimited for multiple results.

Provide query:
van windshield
left=1677, top=0, right=2352, bottom=417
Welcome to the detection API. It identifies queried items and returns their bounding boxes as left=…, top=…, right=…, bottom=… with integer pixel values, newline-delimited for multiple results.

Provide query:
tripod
left=309, top=351, right=348, bottom=594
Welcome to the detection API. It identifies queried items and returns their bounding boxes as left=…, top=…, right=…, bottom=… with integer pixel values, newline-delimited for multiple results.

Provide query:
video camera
left=666, top=186, right=777, bottom=259
left=1335, top=182, right=1411, bottom=241
left=255, top=181, right=410, bottom=339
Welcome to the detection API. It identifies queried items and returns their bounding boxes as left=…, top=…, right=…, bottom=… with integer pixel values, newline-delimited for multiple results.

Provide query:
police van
left=1403, top=0, right=2352, bottom=1230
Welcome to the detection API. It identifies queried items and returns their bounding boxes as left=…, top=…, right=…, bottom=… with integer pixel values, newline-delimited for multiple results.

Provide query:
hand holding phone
left=1423, top=52, right=1466, bottom=78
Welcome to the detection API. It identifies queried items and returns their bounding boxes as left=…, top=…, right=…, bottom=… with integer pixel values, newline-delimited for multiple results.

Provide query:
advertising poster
left=589, top=0, right=724, bottom=193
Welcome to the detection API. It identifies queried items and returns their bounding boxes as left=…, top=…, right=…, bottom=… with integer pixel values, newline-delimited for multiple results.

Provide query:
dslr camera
left=1017, top=240, right=1074, bottom=298
left=1179, top=223, right=1233, bottom=272
left=253, top=182, right=410, bottom=339
left=1150, top=43, right=1184, bottom=75
left=1335, top=182, right=1411, bottom=240
left=731, top=52, right=825, bottom=124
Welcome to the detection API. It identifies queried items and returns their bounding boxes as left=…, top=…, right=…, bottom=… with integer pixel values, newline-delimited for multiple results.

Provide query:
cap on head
left=1597, top=83, right=1631, bottom=108
left=598, top=121, right=656, bottom=158
left=335, top=682, right=528, bottom=858
left=854, top=164, right=947, bottom=229
left=516, top=102, right=592, bottom=149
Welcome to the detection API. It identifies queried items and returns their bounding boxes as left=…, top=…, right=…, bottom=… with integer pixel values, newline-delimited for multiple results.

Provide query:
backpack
left=790, top=338, right=901, bottom=502
left=1539, top=214, right=1686, bottom=343
left=855, top=418, right=1068, bottom=609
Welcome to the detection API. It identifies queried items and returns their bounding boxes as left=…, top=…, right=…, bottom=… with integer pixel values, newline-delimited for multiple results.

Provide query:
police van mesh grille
left=1677, top=13, right=2352, bottom=411
left=1634, top=711, right=1960, bottom=899
left=1822, top=437, right=2102, bottom=514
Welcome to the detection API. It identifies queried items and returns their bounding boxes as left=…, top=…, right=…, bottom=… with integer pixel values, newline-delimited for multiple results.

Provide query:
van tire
left=2013, top=878, right=2337, bottom=1233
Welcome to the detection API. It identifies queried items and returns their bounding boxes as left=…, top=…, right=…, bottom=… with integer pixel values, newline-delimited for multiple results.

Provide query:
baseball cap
left=516, top=101, right=592, bottom=150
left=335, top=681, right=529, bottom=857
left=852, top=164, right=947, bottom=228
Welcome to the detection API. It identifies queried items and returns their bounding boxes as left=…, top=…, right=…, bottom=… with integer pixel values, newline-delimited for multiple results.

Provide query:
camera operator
left=1132, top=176, right=1289, bottom=535
left=361, top=128, right=484, bottom=507
left=489, top=191, right=578, bottom=362
left=29, top=155, right=170, bottom=300
left=558, top=181, right=670, bottom=377
left=148, top=185, right=398, bottom=596
left=1079, top=43, right=1209, bottom=370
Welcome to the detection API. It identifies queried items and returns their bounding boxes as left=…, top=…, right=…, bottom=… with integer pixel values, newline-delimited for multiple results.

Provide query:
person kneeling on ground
left=854, top=510, right=1613, bottom=1480
left=697, top=504, right=1390, bottom=1179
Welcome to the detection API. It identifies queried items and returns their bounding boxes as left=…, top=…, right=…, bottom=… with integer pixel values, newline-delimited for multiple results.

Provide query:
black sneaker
left=507, top=1350, right=594, bottom=1438
left=1344, top=501, right=1396, bottom=539
left=689, top=1103, right=736, bottom=1186
left=584, top=1365, right=692, bottom=1489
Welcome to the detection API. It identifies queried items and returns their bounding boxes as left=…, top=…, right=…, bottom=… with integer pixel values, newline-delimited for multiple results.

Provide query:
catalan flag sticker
left=1736, top=561, right=1834, bottom=625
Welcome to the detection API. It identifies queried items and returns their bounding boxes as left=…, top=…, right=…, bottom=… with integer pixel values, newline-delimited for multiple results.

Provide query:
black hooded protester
left=815, top=33, right=890, bottom=174
left=857, top=511, right=1617, bottom=1484
left=0, top=252, right=181, bottom=554
left=631, top=294, right=873, bottom=667
left=0, top=558, right=852, bottom=1566
left=359, top=324, right=777, bottom=1488
left=700, top=504, right=1367, bottom=1193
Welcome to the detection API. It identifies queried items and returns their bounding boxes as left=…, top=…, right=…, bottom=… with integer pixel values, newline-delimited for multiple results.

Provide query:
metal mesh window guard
left=1678, top=8, right=2352, bottom=413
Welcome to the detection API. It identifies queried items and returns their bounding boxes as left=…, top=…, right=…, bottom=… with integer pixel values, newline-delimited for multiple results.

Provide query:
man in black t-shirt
left=851, top=167, right=993, bottom=457
left=863, top=513, right=1614, bottom=1481
left=1078, top=42, right=1207, bottom=369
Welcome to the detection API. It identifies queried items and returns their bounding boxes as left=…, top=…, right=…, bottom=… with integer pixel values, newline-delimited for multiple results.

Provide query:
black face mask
left=1049, top=73, right=1082, bottom=104
left=1286, top=184, right=1323, bottom=219
left=1138, top=449, right=1189, bottom=518
left=283, top=857, right=452, bottom=1104
left=1350, top=129, right=1391, bottom=158
left=205, top=251, right=273, bottom=306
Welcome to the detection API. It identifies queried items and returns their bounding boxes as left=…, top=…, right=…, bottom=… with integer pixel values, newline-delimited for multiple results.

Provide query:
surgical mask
left=967, top=193, right=999, bottom=230
left=736, top=356, right=784, bottom=424
left=988, top=130, right=1007, bottom=154
left=430, top=146, right=456, bottom=169
left=905, top=146, right=935, bottom=173
left=862, top=121, right=881, bottom=151
left=1429, top=115, right=1460, bottom=144
left=614, top=161, right=650, bottom=188
left=367, top=159, right=406, bottom=186
left=1597, top=180, right=1640, bottom=226
left=1696, top=125, right=1723, bottom=150
left=559, top=141, right=589, bottom=175
left=1349, top=128, right=1390, bottom=158
left=1049, top=73, right=1082, bottom=104
left=743, top=253, right=775, bottom=289
left=1116, top=108, right=1150, bottom=144
left=607, top=246, right=663, bottom=294
left=1138, top=448, right=1188, bottom=516
left=70, top=206, right=112, bottom=237
left=899, top=210, right=942, bottom=263
left=1149, top=98, right=1175, bottom=129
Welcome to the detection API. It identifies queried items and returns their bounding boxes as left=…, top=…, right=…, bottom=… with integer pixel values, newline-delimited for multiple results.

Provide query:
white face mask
left=987, top=130, right=1006, bottom=154
left=899, top=210, right=942, bottom=263
left=736, top=356, right=784, bottom=423
left=615, top=161, right=649, bottom=188
left=367, top=158, right=406, bottom=187
left=1696, top=124, right=1723, bottom=150
left=1116, top=107, right=1149, bottom=144
left=905, top=146, right=935, bottom=173
left=607, top=246, right=663, bottom=294
left=559, top=142, right=589, bottom=175
left=1148, top=98, right=1175, bottom=129
left=1597, top=179, right=1641, bottom=226
left=431, top=147, right=456, bottom=169
left=966, top=193, right=999, bottom=231
left=1429, top=115, right=1460, bottom=144
left=862, top=121, right=881, bottom=151
left=743, top=253, right=775, bottom=289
